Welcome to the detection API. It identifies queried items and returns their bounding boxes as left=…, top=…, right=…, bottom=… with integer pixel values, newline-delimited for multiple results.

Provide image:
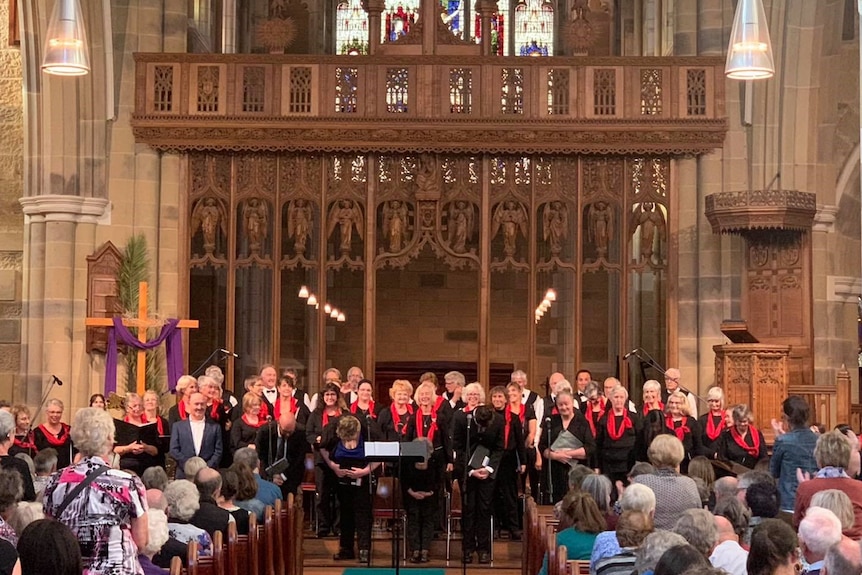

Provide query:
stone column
left=363, top=0, right=386, bottom=55
left=474, top=0, right=498, bottom=57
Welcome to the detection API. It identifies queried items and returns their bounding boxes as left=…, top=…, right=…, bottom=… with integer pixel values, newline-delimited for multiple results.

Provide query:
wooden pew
left=567, top=560, right=591, bottom=575
left=274, top=500, right=287, bottom=575
left=170, top=556, right=183, bottom=575
left=261, top=506, right=276, bottom=575
left=187, top=531, right=225, bottom=575
left=291, top=492, right=305, bottom=575
left=248, top=513, right=261, bottom=575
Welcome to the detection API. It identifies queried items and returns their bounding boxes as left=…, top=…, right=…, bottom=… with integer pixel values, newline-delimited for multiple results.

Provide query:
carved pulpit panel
left=86, top=242, right=123, bottom=353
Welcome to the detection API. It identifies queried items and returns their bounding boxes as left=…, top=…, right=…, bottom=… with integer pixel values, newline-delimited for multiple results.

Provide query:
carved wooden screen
left=187, top=152, right=670, bottom=393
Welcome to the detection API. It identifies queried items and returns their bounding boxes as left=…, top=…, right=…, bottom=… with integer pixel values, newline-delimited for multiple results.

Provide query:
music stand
left=365, top=441, right=428, bottom=575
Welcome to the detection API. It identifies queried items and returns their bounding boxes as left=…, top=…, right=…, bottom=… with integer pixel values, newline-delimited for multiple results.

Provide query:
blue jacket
left=770, top=427, right=818, bottom=510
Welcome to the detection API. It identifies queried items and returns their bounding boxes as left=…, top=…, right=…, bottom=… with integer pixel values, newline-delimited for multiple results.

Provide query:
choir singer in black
left=256, top=410, right=310, bottom=499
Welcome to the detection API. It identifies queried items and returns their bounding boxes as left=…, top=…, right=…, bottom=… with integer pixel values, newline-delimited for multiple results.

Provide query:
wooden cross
left=86, top=281, right=199, bottom=395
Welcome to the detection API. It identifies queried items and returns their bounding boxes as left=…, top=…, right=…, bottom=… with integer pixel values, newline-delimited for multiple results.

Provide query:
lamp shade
left=42, top=0, right=90, bottom=76
left=725, top=0, right=774, bottom=79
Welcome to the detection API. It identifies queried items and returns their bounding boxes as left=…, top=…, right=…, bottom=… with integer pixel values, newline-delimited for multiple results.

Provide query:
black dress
left=537, top=411, right=595, bottom=504
left=717, top=427, right=767, bottom=469
left=32, top=424, right=75, bottom=469
left=665, top=415, right=702, bottom=473
left=697, top=412, right=725, bottom=458
left=596, top=410, right=644, bottom=483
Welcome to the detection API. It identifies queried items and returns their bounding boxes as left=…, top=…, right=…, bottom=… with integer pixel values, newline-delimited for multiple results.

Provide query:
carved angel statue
left=587, top=201, right=614, bottom=258
left=492, top=200, right=528, bottom=257
left=287, top=198, right=313, bottom=256
left=382, top=200, right=409, bottom=252
left=448, top=200, right=474, bottom=254
left=243, top=198, right=269, bottom=255
left=191, top=197, right=227, bottom=255
left=542, top=201, right=569, bottom=256
left=631, top=201, right=665, bottom=263
left=416, top=154, right=440, bottom=198
left=327, top=199, right=364, bottom=256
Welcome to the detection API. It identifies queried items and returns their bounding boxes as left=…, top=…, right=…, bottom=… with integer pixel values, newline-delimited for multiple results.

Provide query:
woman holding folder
left=539, top=390, right=595, bottom=504
left=114, top=393, right=161, bottom=476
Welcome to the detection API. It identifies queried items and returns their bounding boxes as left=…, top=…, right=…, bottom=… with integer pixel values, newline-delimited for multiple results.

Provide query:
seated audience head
left=616, top=510, right=654, bottom=548
left=581, top=473, right=612, bottom=514
left=567, top=464, right=594, bottom=491
left=33, top=448, right=57, bottom=478
left=620, top=483, right=656, bottom=516
left=233, top=447, right=261, bottom=473
left=635, top=530, right=688, bottom=575
left=798, top=506, right=843, bottom=565
left=142, top=508, right=171, bottom=559
left=653, top=544, right=709, bottom=575
left=737, top=470, right=775, bottom=502
left=648, top=434, right=685, bottom=470
left=141, top=466, right=169, bottom=491
left=781, top=395, right=810, bottom=430
left=18, top=518, right=82, bottom=575
left=628, top=461, right=655, bottom=482
left=183, top=456, right=208, bottom=479
left=815, top=430, right=852, bottom=470
left=195, top=467, right=222, bottom=499
left=558, top=489, right=606, bottom=533
left=0, top=411, right=14, bottom=444
left=687, top=455, right=715, bottom=488
left=823, top=537, right=862, bottom=575
left=227, top=463, right=259, bottom=502
left=745, top=480, right=780, bottom=518
left=8, top=501, right=43, bottom=536
left=746, top=519, right=798, bottom=575
left=0, top=468, right=23, bottom=516
left=15, top=453, right=34, bottom=477
left=672, top=509, right=718, bottom=557
left=810, top=489, right=855, bottom=534
left=69, top=407, right=115, bottom=458
left=713, top=476, right=739, bottom=504
left=713, top=496, right=751, bottom=539
left=146, top=489, right=167, bottom=511
left=164, top=479, right=201, bottom=521
left=713, top=515, right=737, bottom=543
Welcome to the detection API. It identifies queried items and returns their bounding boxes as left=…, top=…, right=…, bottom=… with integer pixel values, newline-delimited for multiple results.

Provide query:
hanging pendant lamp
left=42, top=0, right=90, bottom=76
left=725, top=0, right=774, bottom=80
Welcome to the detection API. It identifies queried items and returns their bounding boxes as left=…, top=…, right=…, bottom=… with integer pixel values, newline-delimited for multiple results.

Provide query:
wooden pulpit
left=713, top=321, right=790, bottom=443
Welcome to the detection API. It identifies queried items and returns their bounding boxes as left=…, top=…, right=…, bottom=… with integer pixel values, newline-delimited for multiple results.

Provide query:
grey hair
left=197, top=375, right=219, bottom=391
left=555, top=380, right=573, bottom=394
left=610, top=385, right=629, bottom=402
left=635, top=530, right=688, bottom=574
left=510, top=369, right=527, bottom=381
left=462, top=382, right=485, bottom=403
left=164, top=479, right=200, bottom=521
left=584, top=380, right=601, bottom=397
left=143, top=508, right=171, bottom=556
left=7, top=501, right=43, bottom=536
left=233, top=447, right=260, bottom=471
left=823, top=538, right=862, bottom=575
left=620, top=483, right=656, bottom=514
left=204, top=366, right=225, bottom=385
left=798, top=507, right=843, bottom=556
left=141, top=466, right=169, bottom=491
left=713, top=496, right=751, bottom=538
left=183, top=457, right=208, bottom=480
left=811, top=489, right=855, bottom=532
left=672, top=509, right=718, bottom=557
left=45, top=399, right=64, bottom=410
left=642, top=380, right=661, bottom=394
left=70, top=407, right=115, bottom=457
left=444, top=371, right=466, bottom=387
left=581, top=474, right=613, bottom=513
left=0, top=411, right=14, bottom=441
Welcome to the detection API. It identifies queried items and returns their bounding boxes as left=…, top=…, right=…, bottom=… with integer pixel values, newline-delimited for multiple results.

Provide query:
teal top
left=538, top=527, right=599, bottom=575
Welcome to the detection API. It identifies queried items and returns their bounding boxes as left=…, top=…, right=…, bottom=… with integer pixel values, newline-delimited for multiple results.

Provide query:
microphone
left=220, top=348, right=239, bottom=358
left=51, top=375, right=63, bottom=386
left=623, top=348, right=639, bottom=359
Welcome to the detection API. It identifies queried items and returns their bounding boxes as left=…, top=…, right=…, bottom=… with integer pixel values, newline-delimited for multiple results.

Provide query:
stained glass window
left=514, top=0, right=554, bottom=56
left=383, top=1, right=421, bottom=43
left=336, top=0, right=368, bottom=55
left=441, top=0, right=466, bottom=40
left=474, top=4, right=510, bottom=55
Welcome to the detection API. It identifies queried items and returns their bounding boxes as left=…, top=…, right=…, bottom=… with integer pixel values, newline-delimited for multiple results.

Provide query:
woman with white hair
left=33, top=398, right=75, bottom=469
left=138, top=508, right=171, bottom=575
left=641, top=380, right=664, bottom=415
left=539, top=390, right=595, bottom=504
left=167, top=375, right=199, bottom=426
left=43, top=407, right=149, bottom=574
left=665, top=390, right=701, bottom=474
left=597, top=386, right=643, bottom=484
left=164, top=479, right=212, bottom=556
left=590, top=483, right=657, bottom=571
left=0, top=411, right=35, bottom=501
left=697, top=387, right=726, bottom=458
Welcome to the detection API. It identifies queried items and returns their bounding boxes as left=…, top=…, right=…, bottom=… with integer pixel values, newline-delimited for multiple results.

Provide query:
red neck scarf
left=585, top=399, right=607, bottom=437
left=643, top=401, right=664, bottom=416
left=209, top=399, right=222, bottom=420
left=37, top=423, right=70, bottom=446
left=607, top=410, right=633, bottom=441
left=666, top=415, right=691, bottom=442
left=258, top=402, right=270, bottom=421
left=275, top=396, right=298, bottom=421
left=390, top=403, right=414, bottom=435
left=730, top=426, right=760, bottom=457
left=509, top=402, right=526, bottom=424
left=242, top=414, right=265, bottom=428
left=551, top=406, right=559, bottom=416
left=142, top=413, right=165, bottom=436
left=350, top=399, right=376, bottom=418
left=123, top=415, right=144, bottom=425
left=503, top=408, right=514, bottom=449
left=177, top=400, right=188, bottom=420
left=416, top=409, right=438, bottom=444
left=13, top=432, right=35, bottom=452
left=706, top=413, right=725, bottom=441
left=322, top=408, right=342, bottom=427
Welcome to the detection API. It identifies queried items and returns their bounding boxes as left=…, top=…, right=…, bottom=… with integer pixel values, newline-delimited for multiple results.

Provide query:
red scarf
left=322, top=408, right=342, bottom=427
left=642, top=402, right=664, bottom=416
left=509, top=402, right=526, bottom=424
left=666, top=416, right=691, bottom=442
left=258, top=402, right=270, bottom=421
left=585, top=398, right=607, bottom=437
left=730, top=426, right=760, bottom=457
left=416, top=410, right=438, bottom=444
left=275, top=396, right=298, bottom=420
left=390, top=403, right=414, bottom=436
left=13, top=433, right=35, bottom=453
left=209, top=399, right=223, bottom=421
left=177, top=400, right=188, bottom=420
left=123, top=415, right=144, bottom=425
left=37, top=423, right=70, bottom=446
left=350, top=399, right=376, bottom=418
left=606, top=410, right=633, bottom=441
left=551, top=406, right=559, bottom=416
left=503, top=408, right=514, bottom=449
left=241, top=414, right=265, bottom=428
left=706, top=413, right=725, bottom=441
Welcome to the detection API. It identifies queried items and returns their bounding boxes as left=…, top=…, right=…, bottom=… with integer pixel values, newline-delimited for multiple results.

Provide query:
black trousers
left=462, top=474, right=495, bottom=555
left=494, top=451, right=521, bottom=532
left=405, top=492, right=437, bottom=553
left=336, top=481, right=371, bottom=553
left=316, top=464, right=339, bottom=532
left=523, top=446, right=541, bottom=500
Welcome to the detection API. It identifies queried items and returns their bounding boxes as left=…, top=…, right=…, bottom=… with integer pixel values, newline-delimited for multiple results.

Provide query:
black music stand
left=365, top=441, right=428, bottom=575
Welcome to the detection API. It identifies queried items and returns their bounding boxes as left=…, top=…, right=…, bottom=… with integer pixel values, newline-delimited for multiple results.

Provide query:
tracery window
left=472, top=0, right=553, bottom=56
left=335, top=0, right=421, bottom=54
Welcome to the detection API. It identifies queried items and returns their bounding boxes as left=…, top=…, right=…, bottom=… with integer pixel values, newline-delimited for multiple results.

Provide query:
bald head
left=194, top=466, right=222, bottom=499
left=714, top=515, right=737, bottom=543
left=824, top=537, right=862, bottom=575
left=714, top=476, right=738, bottom=502
left=549, top=372, right=566, bottom=391
left=278, top=410, right=296, bottom=435
left=146, top=488, right=167, bottom=511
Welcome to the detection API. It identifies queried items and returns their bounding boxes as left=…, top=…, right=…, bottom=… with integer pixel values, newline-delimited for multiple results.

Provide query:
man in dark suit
left=256, top=410, right=309, bottom=499
left=169, top=392, right=222, bottom=478
left=191, top=467, right=232, bottom=536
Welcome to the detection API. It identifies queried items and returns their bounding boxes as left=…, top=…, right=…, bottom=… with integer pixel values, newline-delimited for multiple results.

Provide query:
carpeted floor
left=341, top=569, right=446, bottom=575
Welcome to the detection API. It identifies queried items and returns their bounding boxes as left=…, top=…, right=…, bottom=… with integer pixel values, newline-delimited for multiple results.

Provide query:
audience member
left=191, top=467, right=233, bottom=537
left=632, top=435, right=701, bottom=530
left=747, top=519, right=798, bottom=575
left=139, top=508, right=171, bottom=575
left=671, top=509, right=717, bottom=558
left=709, top=515, right=748, bottom=575
left=582, top=474, right=616, bottom=529
left=540, top=490, right=606, bottom=575
left=233, top=447, right=281, bottom=513
left=769, top=396, right=818, bottom=512
left=164, top=479, right=212, bottom=557
left=18, top=518, right=79, bottom=575
left=823, top=537, right=862, bottom=575
left=713, top=497, right=751, bottom=543
left=810, top=489, right=856, bottom=539
left=230, top=461, right=266, bottom=521
left=653, top=543, right=709, bottom=575
left=31, top=448, right=57, bottom=496
left=592, top=483, right=656, bottom=569
left=183, top=457, right=207, bottom=480
left=0, top=469, right=21, bottom=545
left=634, top=530, right=688, bottom=575
left=594, top=511, right=654, bottom=575
left=713, top=476, right=739, bottom=507
left=6, top=501, right=42, bottom=538
left=141, top=465, right=169, bottom=492
left=217, top=467, right=251, bottom=535
left=0, top=412, right=35, bottom=501
left=798, top=507, right=843, bottom=575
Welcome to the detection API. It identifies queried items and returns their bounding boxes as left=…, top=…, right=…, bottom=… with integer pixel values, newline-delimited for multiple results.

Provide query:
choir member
left=378, top=379, right=414, bottom=441
left=664, top=390, right=701, bottom=473
left=9, top=404, right=35, bottom=458
left=596, top=385, right=643, bottom=484
left=539, top=390, right=595, bottom=504
left=306, top=382, right=346, bottom=538
left=167, top=375, right=199, bottom=426
left=697, top=386, right=726, bottom=458
left=348, top=379, right=380, bottom=440
left=143, top=389, right=170, bottom=468
left=641, top=379, right=664, bottom=415
left=33, top=398, right=75, bottom=469
left=113, top=392, right=161, bottom=476
left=717, top=403, right=767, bottom=469
left=492, top=384, right=527, bottom=540
left=275, top=373, right=310, bottom=432
left=230, top=392, right=267, bottom=453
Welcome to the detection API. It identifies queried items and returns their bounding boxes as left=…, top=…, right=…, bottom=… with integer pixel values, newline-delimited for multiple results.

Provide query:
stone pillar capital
left=361, top=0, right=386, bottom=15
left=19, top=195, right=110, bottom=224
left=474, top=0, right=499, bottom=16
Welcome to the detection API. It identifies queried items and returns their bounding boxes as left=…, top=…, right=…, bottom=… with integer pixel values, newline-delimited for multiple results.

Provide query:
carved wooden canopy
left=704, top=190, right=818, bottom=234
left=132, top=53, right=729, bottom=156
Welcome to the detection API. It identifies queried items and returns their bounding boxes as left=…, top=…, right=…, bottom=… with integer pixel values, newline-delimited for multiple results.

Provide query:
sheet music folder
left=364, top=441, right=427, bottom=463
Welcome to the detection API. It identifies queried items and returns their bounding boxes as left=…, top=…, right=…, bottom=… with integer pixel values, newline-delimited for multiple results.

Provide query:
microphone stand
left=544, top=416, right=553, bottom=505
left=190, top=348, right=228, bottom=377
left=366, top=412, right=374, bottom=567
left=628, top=349, right=710, bottom=410
left=463, top=412, right=471, bottom=575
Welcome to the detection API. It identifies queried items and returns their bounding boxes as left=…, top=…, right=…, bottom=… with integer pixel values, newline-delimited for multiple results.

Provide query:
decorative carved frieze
left=704, top=190, right=817, bottom=234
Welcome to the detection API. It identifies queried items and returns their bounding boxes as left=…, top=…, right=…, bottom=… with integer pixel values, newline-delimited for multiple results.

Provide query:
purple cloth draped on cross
left=104, top=316, right=184, bottom=395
